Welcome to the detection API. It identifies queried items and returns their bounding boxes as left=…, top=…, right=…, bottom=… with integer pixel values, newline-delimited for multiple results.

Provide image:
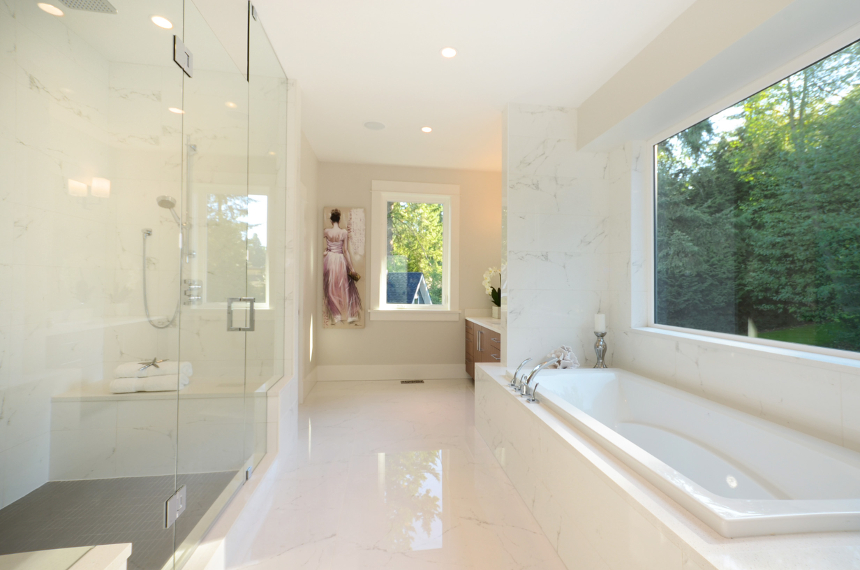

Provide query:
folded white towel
left=110, top=374, right=191, bottom=394
left=115, top=361, right=193, bottom=379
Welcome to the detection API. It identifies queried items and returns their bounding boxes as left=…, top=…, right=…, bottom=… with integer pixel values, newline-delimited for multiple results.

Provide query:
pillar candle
left=594, top=313, right=606, bottom=333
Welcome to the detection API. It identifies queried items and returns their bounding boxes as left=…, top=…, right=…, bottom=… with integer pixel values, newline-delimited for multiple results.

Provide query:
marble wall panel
left=503, top=104, right=612, bottom=369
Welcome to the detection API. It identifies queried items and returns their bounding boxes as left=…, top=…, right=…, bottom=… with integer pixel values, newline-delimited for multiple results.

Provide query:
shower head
left=157, top=196, right=177, bottom=209
left=156, top=196, right=181, bottom=225
left=57, top=0, right=117, bottom=13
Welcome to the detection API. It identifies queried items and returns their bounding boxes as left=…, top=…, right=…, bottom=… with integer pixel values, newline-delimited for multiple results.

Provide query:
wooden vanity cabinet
left=465, top=320, right=502, bottom=378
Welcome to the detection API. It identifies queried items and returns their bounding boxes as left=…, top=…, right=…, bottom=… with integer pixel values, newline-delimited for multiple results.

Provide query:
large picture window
left=655, top=39, right=860, bottom=352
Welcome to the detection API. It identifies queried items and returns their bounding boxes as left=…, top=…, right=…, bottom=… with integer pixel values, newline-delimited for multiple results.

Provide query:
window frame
left=369, top=180, right=460, bottom=322
left=644, top=34, right=860, bottom=364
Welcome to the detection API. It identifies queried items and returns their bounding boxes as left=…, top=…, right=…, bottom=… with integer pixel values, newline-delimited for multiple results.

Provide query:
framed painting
left=322, top=207, right=366, bottom=328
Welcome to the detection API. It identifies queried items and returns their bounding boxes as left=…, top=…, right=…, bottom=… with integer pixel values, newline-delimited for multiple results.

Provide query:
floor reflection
left=379, top=450, right=445, bottom=551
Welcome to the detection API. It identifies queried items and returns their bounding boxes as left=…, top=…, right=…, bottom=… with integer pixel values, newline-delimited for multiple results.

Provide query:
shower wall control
left=183, top=279, right=202, bottom=305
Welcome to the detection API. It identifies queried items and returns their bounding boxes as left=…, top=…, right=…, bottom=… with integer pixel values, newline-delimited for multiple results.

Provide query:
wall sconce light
left=91, top=177, right=111, bottom=198
left=68, top=179, right=88, bottom=197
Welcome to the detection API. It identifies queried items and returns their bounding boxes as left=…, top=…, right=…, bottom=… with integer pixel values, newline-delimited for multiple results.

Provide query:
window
left=654, top=39, right=860, bottom=353
left=204, top=192, right=269, bottom=306
left=370, top=181, right=460, bottom=320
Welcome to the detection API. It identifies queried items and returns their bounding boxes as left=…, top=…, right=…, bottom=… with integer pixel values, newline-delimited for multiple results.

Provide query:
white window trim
left=640, top=33, right=860, bottom=370
left=369, top=180, right=460, bottom=322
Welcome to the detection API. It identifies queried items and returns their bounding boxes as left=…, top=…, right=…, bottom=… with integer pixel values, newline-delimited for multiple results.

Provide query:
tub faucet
left=525, top=382, right=541, bottom=403
left=510, top=358, right=533, bottom=391
left=521, top=357, right=558, bottom=398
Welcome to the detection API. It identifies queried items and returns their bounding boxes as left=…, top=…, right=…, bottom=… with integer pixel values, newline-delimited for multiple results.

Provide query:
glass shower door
left=171, top=1, right=250, bottom=567
left=0, top=0, right=185, bottom=568
left=245, top=2, right=288, bottom=471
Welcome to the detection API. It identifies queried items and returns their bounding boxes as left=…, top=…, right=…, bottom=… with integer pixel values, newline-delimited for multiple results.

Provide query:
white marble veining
left=230, top=379, right=568, bottom=570
left=502, top=104, right=612, bottom=371
left=475, top=363, right=860, bottom=570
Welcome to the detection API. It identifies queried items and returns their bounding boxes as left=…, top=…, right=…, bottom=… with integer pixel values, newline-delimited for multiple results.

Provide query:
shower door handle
left=227, top=297, right=255, bottom=332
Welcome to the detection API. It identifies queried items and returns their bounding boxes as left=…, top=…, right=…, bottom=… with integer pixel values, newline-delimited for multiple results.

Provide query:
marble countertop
left=466, top=316, right=502, bottom=334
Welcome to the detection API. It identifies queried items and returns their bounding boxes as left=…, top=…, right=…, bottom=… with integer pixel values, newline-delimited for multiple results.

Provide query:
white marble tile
left=49, top=427, right=116, bottom=480
left=2, top=433, right=49, bottom=506
left=115, top=426, right=176, bottom=477
left=507, top=251, right=609, bottom=292
left=231, top=379, right=566, bottom=570
left=508, top=289, right=601, bottom=329
left=507, top=213, right=608, bottom=254
left=51, top=401, right=117, bottom=432
left=178, top=422, right=245, bottom=474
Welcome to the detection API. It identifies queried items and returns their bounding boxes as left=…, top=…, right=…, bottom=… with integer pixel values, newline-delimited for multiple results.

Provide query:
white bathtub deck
left=475, top=363, right=860, bottom=570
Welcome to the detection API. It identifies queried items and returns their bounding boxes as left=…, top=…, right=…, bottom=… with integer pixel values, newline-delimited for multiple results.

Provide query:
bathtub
left=524, top=368, right=860, bottom=538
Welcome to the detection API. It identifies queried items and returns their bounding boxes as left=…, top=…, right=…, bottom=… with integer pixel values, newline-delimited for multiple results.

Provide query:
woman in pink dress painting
left=323, top=209, right=362, bottom=324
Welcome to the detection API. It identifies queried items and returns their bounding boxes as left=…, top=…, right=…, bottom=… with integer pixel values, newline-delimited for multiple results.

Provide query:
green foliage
left=657, top=40, right=860, bottom=351
left=382, top=451, right=442, bottom=550
left=206, top=194, right=267, bottom=303
left=388, top=202, right=444, bottom=304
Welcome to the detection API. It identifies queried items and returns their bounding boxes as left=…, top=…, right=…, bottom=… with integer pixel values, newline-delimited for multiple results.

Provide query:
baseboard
left=301, top=368, right=317, bottom=402
left=317, top=364, right=470, bottom=381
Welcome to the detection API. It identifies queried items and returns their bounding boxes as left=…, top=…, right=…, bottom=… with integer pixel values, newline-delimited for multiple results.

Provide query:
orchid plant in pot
left=483, top=267, right=501, bottom=318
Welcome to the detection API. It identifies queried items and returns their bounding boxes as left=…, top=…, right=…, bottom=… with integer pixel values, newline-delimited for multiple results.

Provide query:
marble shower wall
left=0, top=0, right=187, bottom=507
left=502, top=104, right=611, bottom=370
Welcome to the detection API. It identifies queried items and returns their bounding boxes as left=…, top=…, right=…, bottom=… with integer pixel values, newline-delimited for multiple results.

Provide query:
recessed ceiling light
left=151, top=16, right=173, bottom=29
left=37, top=3, right=64, bottom=16
left=441, top=47, right=457, bottom=58
left=421, top=127, right=432, bottom=133
left=364, top=121, right=385, bottom=131
left=168, top=107, right=184, bottom=114
left=225, top=101, right=237, bottom=108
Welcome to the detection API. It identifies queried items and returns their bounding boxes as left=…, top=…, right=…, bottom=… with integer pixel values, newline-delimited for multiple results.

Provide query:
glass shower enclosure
left=0, top=0, right=288, bottom=568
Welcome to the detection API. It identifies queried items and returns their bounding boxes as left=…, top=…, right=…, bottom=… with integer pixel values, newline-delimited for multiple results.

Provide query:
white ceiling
left=254, top=0, right=699, bottom=171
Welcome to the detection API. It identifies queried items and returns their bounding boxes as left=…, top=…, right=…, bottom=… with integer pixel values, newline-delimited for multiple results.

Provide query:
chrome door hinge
left=165, top=485, right=187, bottom=529
left=250, top=3, right=258, bottom=20
left=173, top=36, right=193, bottom=78
left=245, top=466, right=253, bottom=481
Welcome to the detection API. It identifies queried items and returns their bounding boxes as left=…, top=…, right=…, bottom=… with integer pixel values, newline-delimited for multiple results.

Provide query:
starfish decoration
left=138, top=357, right=168, bottom=372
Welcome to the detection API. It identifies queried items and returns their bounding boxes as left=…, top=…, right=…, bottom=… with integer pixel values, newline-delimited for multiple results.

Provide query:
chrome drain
left=401, top=380, right=424, bottom=384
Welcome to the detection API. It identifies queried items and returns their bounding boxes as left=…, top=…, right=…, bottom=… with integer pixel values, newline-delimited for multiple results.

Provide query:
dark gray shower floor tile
left=0, top=472, right=237, bottom=570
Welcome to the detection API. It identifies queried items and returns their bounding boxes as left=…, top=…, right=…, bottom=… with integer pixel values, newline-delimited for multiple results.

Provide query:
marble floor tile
left=232, top=379, right=567, bottom=570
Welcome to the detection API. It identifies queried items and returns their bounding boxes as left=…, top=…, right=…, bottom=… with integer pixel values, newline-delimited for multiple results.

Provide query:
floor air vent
left=401, top=380, right=424, bottom=384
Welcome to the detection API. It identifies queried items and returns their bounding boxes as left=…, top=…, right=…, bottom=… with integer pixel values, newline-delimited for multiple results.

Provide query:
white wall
left=298, top=132, right=320, bottom=400
left=315, top=162, right=502, bottom=380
